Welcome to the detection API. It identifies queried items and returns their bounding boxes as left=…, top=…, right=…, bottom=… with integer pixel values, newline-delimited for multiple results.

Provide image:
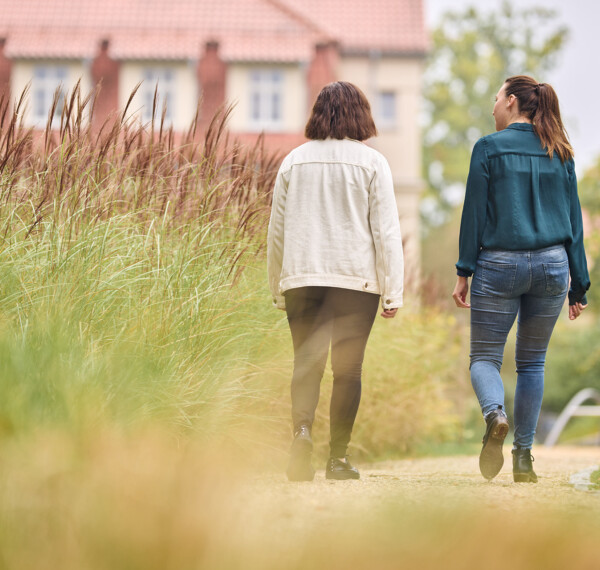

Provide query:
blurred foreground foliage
left=1, top=428, right=599, bottom=570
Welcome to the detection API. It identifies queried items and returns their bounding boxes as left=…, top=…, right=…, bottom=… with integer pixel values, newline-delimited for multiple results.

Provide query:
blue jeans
left=470, top=246, right=569, bottom=449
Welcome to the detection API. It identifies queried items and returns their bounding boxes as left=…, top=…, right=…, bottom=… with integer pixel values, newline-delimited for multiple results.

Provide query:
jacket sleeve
left=456, top=138, right=489, bottom=277
left=266, top=163, right=288, bottom=310
left=565, top=160, right=591, bottom=305
left=368, top=156, right=404, bottom=309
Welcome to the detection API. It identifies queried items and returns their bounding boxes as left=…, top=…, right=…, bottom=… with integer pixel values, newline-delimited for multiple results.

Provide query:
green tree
left=422, top=1, right=568, bottom=224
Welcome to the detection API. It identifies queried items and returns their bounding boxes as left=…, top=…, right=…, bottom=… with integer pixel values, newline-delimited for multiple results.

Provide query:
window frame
left=376, top=90, right=398, bottom=131
left=31, top=64, right=69, bottom=128
left=248, top=68, right=284, bottom=132
left=141, top=66, right=176, bottom=128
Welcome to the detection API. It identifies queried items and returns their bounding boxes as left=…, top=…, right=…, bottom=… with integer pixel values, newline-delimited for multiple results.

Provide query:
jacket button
left=364, top=282, right=369, bottom=288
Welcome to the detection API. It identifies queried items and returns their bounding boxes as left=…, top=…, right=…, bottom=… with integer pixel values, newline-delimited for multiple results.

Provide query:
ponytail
left=505, top=75, right=573, bottom=162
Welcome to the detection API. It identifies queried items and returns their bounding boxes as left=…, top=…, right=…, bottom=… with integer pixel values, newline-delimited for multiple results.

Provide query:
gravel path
left=247, top=446, right=600, bottom=518
left=207, top=446, right=600, bottom=569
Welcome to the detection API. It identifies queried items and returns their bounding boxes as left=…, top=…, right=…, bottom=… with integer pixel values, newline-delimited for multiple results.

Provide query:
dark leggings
left=285, top=286, right=379, bottom=458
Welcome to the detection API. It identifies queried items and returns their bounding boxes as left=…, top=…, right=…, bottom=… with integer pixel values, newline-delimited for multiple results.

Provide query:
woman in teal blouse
left=452, top=75, right=590, bottom=483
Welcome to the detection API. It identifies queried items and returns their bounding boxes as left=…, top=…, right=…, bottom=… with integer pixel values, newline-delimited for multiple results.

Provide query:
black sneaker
left=325, top=456, right=360, bottom=480
left=479, top=406, right=509, bottom=480
left=286, top=425, right=315, bottom=482
left=512, top=447, right=538, bottom=483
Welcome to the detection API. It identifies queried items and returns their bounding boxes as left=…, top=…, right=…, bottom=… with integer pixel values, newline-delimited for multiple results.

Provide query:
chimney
left=0, top=38, right=12, bottom=106
left=91, top=39, right=120, bottom=132
left=197, top=40, right=226, bottom=131
left=307, top=42, right=339, bottom=109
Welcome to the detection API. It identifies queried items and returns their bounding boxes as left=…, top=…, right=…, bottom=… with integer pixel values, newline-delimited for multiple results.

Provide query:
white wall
left=338, top=56, right=424, bottom=183
left=339, top=55, right=426, bottom=288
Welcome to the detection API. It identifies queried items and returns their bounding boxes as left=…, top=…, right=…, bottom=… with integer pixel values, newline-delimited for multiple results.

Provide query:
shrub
left=242, top=302, right=467, bottom=461
left=543, top=317, right=600, bottom=413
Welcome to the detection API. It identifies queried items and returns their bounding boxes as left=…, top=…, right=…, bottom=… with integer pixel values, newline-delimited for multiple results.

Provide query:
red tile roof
left=0, top=0, right=427, bottom=62
left=279, top=0, right=428, bottom=55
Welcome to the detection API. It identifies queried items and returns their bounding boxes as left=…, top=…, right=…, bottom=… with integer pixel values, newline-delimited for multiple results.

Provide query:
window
left=142, top=67, right=175, bottom=127
left=249, top=69, right=284, bottom=131
left=32, top=65, right=68, bottom=127
left=377, top=91, right=397, bottom=130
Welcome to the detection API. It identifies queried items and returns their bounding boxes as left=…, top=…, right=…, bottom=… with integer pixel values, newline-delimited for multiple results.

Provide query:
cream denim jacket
left=267, top=138, right=404, bottom=310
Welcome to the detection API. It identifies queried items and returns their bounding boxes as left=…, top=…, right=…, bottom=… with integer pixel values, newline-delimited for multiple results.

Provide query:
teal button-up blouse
left=456, top=122, right=590, bottom=304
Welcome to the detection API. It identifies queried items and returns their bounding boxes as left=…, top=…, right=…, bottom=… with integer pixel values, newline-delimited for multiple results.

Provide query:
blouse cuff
left=568, top=286, right=589, bottom=306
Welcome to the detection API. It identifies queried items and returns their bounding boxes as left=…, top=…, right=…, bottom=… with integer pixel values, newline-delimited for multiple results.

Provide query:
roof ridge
left=261, top=0, right=330, bottom=40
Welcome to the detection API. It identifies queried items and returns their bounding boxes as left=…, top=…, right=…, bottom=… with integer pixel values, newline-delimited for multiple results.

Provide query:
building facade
left=0, top=0, right=428, bottom=284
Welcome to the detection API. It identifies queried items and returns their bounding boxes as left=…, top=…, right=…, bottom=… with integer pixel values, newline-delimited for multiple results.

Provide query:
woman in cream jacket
left=267, top=82, right=404, bottom=481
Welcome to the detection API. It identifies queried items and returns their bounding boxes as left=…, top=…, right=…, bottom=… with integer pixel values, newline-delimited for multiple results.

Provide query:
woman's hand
left=452, top=276, right=471, bottom=309
left=380, top=308, right=398, bottom=319
left=569, top=302, right=588, bottom=320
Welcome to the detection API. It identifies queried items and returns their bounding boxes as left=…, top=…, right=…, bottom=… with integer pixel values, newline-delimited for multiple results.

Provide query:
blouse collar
left=506, top=122, right=534, bottom=131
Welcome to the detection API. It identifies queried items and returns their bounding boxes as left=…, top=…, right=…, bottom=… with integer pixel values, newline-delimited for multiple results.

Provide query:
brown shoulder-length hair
left=504, top=75, right=574, bottom=162
left=305, top=81, right=378, bottom=141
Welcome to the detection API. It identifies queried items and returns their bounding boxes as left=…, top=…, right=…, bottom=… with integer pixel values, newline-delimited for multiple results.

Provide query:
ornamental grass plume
left=0, top=82, right=279, bottom=249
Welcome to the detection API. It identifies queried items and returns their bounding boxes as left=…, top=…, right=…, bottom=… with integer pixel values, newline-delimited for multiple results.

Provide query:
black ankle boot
left=287, top=425, right=315, bottom=482
left=512, top=447, right=538, bottom=483
left=479, top=406, right=509, bottom=480
left=326, top=456, right=360, bottom=480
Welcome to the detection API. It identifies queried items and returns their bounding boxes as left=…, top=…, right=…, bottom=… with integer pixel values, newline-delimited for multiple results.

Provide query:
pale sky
left=425, top=0, right=600, bottom=175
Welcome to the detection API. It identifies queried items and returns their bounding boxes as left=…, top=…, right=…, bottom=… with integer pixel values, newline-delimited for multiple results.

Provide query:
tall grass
left=0, top=84, right=280, bottom=437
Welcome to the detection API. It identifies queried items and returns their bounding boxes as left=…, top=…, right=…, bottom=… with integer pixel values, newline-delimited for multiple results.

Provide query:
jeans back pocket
left=476, top=260, right=518, bottom=297
left=543, top=260, right=569, bottom=296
